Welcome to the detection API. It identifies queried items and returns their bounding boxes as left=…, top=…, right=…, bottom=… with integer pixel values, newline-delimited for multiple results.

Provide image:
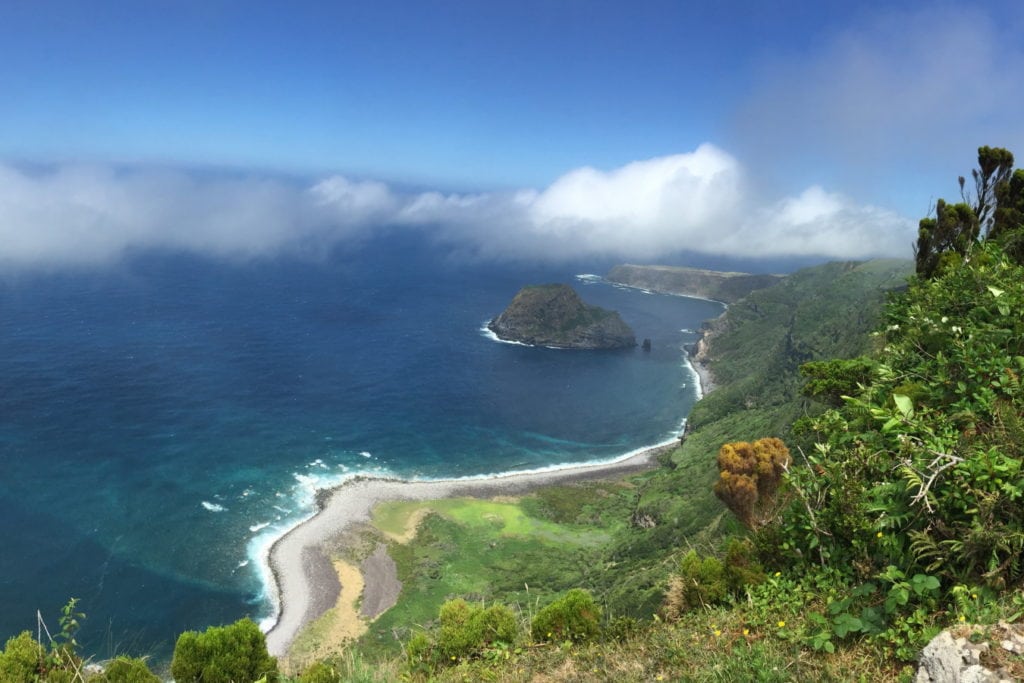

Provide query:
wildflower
left=777, top=620, right=786, bottom=628
left=876, top=531, right=884, bottom=538
left=743, top=628, right=750, bottom=636
left=774, top=571, right=781, bottom=578
left=959, top=615, right=966, bottom=622
left=972, top=593, right=978, bottom=599
left=714, top=629, right=722, bottom=637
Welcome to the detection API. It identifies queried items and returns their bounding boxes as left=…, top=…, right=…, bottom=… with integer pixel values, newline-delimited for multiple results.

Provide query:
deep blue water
left=0, top=235, right=723, bottom=663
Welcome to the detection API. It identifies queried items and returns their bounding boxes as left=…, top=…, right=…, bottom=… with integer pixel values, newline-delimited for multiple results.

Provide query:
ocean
left=0, top=233, right=724, bottom=663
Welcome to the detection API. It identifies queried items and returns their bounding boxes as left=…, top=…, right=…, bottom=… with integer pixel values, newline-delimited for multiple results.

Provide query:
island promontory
left=488, top=284, right=636, bottom=349
left=607, top=264, right=783, bottom=303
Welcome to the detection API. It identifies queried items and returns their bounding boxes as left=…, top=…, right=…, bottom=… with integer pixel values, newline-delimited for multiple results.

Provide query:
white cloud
left=729, top=186, right=913, bottom=258
left=398, top=145, right=913, bottom=261
left=0, top=146, right=916, bottom=269
left=0, top=165, right=393, bottom=267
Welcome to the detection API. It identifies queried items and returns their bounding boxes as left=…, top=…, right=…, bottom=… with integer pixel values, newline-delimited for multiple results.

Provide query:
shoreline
left=579, top=272, right=722, bottom=396
left=262, top=439, right=674, bottom=657
left=262, top=283, right=720, bottom=659
left=588, top=273, right=731, bottom=307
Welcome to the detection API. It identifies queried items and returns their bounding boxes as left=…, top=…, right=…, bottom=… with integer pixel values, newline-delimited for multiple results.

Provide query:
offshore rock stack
left=488, top=284, right=636, bottom=349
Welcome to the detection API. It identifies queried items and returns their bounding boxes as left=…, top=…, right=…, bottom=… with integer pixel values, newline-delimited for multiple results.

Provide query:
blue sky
left=2, top=1, right=1023, bottom=267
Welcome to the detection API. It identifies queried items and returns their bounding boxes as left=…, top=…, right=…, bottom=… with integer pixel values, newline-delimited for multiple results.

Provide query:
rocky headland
left=607, top=264, right=783, bottom=303
left=488, top=284, right=636, bottom=349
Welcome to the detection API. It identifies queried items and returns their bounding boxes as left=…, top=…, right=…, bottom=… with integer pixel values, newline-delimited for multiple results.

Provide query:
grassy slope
left=589, top=259, right=913, bottom=617
left=345, top=260, right=914, bottom=661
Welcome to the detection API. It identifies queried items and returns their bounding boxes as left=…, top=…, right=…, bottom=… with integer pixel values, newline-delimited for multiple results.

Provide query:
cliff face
left=488, top=284, right=636, bottom=349
left=606, top=264, right=783, bottom=304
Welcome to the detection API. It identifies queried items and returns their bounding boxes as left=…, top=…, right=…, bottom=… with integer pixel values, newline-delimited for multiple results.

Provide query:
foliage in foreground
left=171, top=618, right=278, bottom=683
left=771, top=241, right=1024, bottom=588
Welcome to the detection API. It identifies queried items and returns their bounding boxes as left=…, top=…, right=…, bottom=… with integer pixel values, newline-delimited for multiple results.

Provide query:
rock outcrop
left=488, top=284, right=636, bottom=349
left=915, top=623, right=1024, bottom=683
left=607, top=264, right=783, bottom=304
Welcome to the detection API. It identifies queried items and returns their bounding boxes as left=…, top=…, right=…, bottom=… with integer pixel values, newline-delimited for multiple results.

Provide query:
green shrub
left=404, top=630, right=434, bottom=672
left=296, top=660, right=341, bottom=683
left=531, top=588, right=601, bottom=643
left=663, top=550, right=727, bottom=620
left=95, top=656, right=160, bottom=682
left=476, top=605, right=518, bottom=647
left=0, top=631, right=43, bottom=682
left=170, top=618, right=277, bottom=683
left=436, top=599, right=477, bottom=660
left=405, top=599, right=521, bottom=672
left=436, top=599, right=517, bottom=661
left=724, top=537, right=766, bottom=591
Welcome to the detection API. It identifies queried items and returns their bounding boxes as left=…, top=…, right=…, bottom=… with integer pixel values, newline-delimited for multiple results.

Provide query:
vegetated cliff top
left=607, top=263, right=784, bottom=303
left=488, top=284, right=636, bottom=349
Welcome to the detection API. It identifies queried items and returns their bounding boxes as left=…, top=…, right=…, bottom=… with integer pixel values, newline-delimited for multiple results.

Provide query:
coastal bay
left=264, top=439, right=678, bottom=660
left=0, top=245, right=722, bottom=664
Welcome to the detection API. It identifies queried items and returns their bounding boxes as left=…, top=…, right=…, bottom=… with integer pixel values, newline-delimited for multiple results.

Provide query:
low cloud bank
left=0, top=145, right=914, bottom=269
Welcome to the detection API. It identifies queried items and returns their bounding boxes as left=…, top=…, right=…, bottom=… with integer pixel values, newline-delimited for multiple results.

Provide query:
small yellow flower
left=876, top=531, right=884, bottom=538
left=714, top=629, right=722, bottom=637
left=777, top=620, right=786, bottom=628
left=959, top=615, right=966, bottom=622
left=972, top=593, right=978, bottom=599
left=774, top=571, right=781, bottom=577
left=743, top=628, right=750, bottom=636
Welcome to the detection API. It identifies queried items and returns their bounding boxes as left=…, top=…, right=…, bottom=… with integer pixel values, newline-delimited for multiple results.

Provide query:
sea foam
left=479, top=321, right=532, bottom=346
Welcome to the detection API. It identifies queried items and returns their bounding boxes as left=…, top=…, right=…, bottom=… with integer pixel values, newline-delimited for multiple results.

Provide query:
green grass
left=360, top=493, right=628, bottom=657
left=372, top=497, right=610, bottom=544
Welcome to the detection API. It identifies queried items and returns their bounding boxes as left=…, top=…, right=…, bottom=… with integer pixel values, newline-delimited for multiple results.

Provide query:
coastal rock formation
left=607, top=264, right=783, bottom=303
left=688, top=315, right=724, bottom=395
left=488, top=284, right=636, bottom=349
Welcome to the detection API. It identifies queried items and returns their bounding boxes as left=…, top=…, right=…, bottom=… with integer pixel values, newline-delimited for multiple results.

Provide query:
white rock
left=919, top=631, right=966, bottom=683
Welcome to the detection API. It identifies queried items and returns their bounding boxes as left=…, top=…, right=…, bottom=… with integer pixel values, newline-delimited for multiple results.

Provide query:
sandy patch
left=283, top=559, right=366, bottom=673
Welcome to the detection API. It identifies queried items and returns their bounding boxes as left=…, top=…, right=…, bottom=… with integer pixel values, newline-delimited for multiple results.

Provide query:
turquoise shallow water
left=0, top=235, right=723, bottom=663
